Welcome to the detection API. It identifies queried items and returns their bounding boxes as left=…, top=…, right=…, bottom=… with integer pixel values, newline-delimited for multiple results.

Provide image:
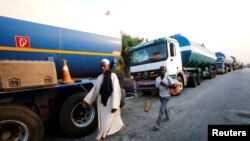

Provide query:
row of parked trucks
left=215, top=52, right=244, bottom=74
left=129, top=34, right=244, bottom=94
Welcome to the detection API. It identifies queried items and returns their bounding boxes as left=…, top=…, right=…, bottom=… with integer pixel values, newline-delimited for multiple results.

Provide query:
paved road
left=44, top=68, right=250, bottom=141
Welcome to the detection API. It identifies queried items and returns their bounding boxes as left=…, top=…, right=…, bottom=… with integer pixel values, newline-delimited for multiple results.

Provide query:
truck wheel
left=177, top=76, right=184, bottom=95
left=191, top=74, right=197, bottom=87
left=197, top=74, right=201, bottom=85
left=212, top=72, right=216, bottom=78
left=59, top=93, right=98, bottom=137
left=209, top=73, right=214, bottom=79
left=0, top=104, right=44, bottom=141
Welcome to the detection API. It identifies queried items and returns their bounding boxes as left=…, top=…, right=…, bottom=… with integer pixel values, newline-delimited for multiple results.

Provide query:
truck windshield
left=216, top=58, right=224, bottom=62
left=130, top=43, right=167, bottom=66
left=216, top=63, right=224, bottom=68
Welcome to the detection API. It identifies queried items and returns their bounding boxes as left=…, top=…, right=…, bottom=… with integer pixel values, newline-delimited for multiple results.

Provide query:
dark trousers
left=156, top=96, right=170, bottom=126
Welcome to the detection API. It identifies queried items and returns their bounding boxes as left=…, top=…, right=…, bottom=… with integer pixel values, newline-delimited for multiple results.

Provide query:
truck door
left=167, top=42, right=178, bottom=76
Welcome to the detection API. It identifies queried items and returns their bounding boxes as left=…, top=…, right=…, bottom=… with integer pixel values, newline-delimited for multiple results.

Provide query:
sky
left=3, top=0, right=249, bottom=64
left=76, top=0, right=249, bottom=64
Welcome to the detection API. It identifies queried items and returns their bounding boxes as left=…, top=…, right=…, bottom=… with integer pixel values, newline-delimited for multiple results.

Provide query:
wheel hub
left=0, top=120, right=29, bottom=141
left=71, top=102, right=96, bottom=128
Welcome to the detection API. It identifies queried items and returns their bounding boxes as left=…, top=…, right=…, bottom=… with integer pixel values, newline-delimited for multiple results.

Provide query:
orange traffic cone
left=62, top=59, right=74, bottom=84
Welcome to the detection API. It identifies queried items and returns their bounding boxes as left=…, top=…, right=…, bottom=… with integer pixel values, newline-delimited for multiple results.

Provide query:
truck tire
left=191, top=74, right=197, bottom=87
left=177, top=76, right=184, bottom=95
left=59, top=93, right=98, bottom=137
left=0, top=104, right=44, bottom=141
left=210, top=72, right=216, bottom=79
left=214, top=72, right=217, bottom=78
left=209, top=73, right=213, bottom=79
left=197, top=73, right=201, bottom=85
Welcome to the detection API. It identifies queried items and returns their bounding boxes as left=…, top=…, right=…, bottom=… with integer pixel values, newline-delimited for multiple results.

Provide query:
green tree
left=115, top=32, right=144, bottom=79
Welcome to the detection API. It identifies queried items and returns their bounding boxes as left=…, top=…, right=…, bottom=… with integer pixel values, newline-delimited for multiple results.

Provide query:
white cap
left=101, top=59, right=110, bottom=65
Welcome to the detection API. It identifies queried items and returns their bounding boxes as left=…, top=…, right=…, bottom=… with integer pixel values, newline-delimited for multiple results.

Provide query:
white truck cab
left=130, top=37, right=185, bottom=93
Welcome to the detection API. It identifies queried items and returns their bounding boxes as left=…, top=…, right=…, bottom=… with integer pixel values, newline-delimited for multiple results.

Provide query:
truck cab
left=130, top=37, right=184, bottom=94
left=216, top=57, right=226, bottom=74
left=215, top=52, right=234, bottom=74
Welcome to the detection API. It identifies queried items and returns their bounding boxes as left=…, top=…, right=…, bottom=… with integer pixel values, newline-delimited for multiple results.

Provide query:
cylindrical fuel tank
left=170, top=34, right=216, bottom=67
left=0, top=0, right=121, bottom=78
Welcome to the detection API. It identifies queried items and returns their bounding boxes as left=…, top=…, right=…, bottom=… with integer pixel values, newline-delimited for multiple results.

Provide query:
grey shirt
left=156, top=75, right=175, bottom=97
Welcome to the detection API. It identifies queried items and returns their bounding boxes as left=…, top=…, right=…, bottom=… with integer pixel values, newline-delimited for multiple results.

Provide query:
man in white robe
left=83, top=59, right=125, bottom=141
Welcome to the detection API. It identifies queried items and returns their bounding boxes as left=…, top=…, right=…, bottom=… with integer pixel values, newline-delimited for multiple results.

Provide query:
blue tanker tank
left=0, top=17, right=121, bottom=78
left=0, top=1, right=121, bottom=79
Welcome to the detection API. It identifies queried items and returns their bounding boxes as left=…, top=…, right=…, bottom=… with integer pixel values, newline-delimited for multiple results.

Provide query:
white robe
left=84, top=73, right=124, bottom=140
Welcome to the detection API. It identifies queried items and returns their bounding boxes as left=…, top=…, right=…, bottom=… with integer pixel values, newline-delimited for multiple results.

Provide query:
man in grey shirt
left=151, top=66, right=175, bottom=130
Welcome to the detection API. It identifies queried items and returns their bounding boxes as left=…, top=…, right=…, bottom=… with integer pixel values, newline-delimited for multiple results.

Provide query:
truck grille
left=131, top=69, right=159, bottom=81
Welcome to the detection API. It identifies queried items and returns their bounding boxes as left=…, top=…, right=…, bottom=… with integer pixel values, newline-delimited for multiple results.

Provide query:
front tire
left=59, top=93, right=98, bottom=137
left=0, top=104, right=44, bottom=141
left=176, top=76, right=184, bottom=95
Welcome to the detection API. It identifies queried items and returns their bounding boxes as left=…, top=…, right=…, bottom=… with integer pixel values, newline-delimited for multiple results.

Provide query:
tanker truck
left=130, top=34, right=217, bottom=94
left=0, top=0, right=122, bottom=140
left=215, top=52, right=233, bottom=74
left=231, top=56, right=241, bottom=70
